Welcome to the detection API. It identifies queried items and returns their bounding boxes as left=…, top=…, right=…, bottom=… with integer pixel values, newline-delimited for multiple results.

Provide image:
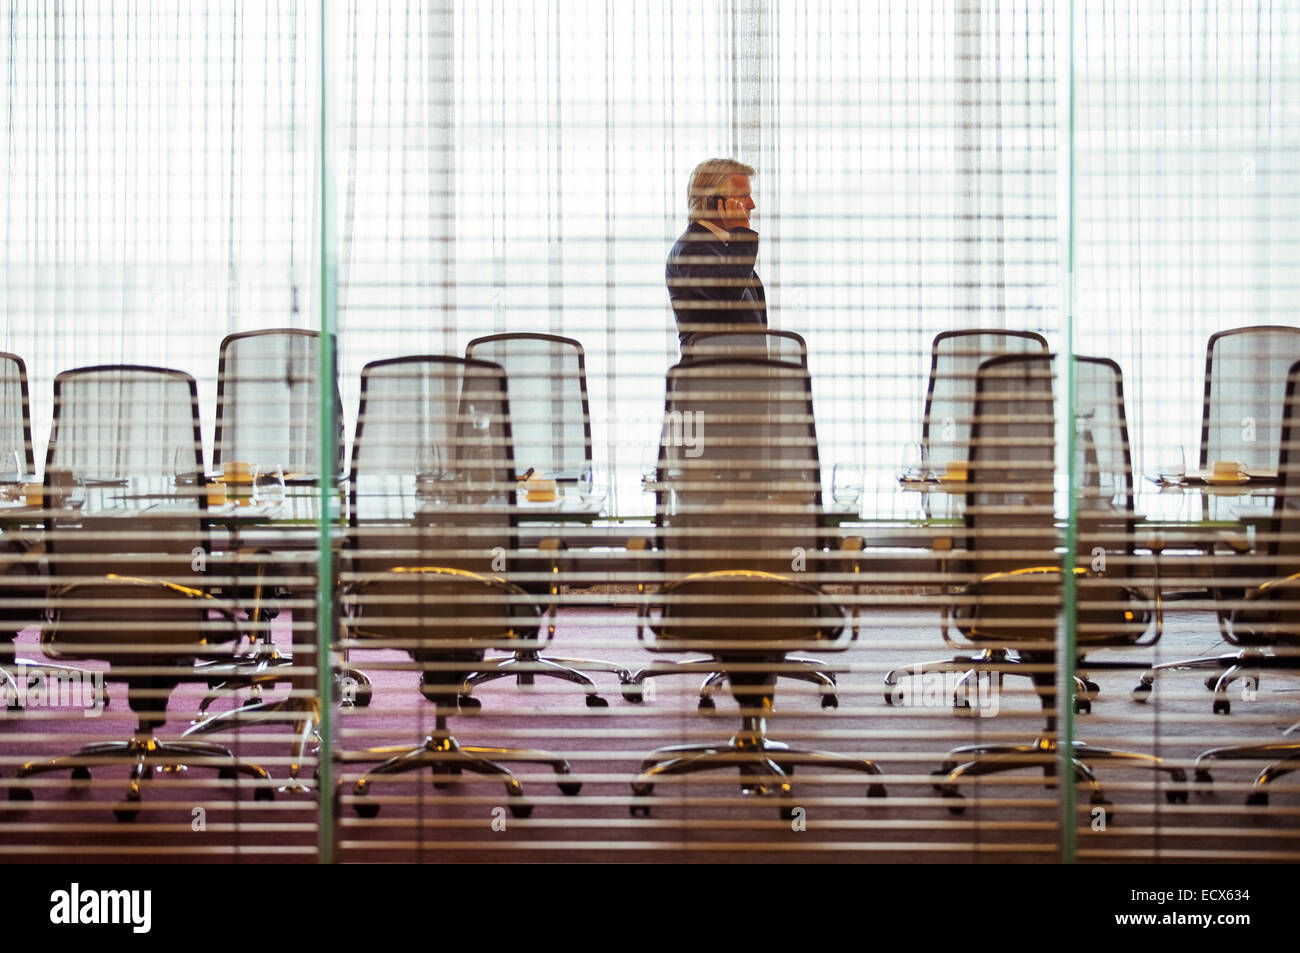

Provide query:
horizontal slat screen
left=1, top=0, right=1296, bottom=867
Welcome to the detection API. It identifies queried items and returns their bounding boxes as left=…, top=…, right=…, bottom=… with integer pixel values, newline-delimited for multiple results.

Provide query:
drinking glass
left=578, top=466, right=609, bottom=512
left=0, top=449, right=21, bottom=482
left=0, top=450, right=21, bottom=500
left=832, top=462, right=863, bottom=509
left=1155, top=445, right=1185, bottom=484
left=897, top=442, right=925, bottom=482
left=251, top=464, right=286, bottom=507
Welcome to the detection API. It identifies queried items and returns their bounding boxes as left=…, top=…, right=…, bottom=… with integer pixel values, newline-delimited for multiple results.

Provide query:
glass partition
left=1, top=0, right=1296, bottom=867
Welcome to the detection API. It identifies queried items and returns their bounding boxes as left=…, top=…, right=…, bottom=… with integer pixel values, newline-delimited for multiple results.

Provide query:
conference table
left=1, top=473, right=1281, bottom=590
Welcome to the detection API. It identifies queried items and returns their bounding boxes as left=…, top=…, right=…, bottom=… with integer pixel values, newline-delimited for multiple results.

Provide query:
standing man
left=666, top=158, right=765, bottom=349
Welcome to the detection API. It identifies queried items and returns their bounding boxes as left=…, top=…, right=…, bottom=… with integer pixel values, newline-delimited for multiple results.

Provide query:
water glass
left=252, top=464, right=286, bottom=507
left=832, top=462, right=863, bottom=508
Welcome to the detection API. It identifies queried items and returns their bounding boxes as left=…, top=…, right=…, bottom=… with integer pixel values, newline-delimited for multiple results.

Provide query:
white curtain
left=332, top=0, right=1062, bottom=514
left=1072, top=0, right=1300, bottom=481
left=6, top=1, right=1295, bottom=509
left=2, top=0, right=313, bottom=462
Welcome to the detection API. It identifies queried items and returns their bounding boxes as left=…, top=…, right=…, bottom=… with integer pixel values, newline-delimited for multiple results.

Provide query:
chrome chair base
left=931, top=737, right=1188, bottom=814
left=1133, top=648, right=1294, bottom=713
left=459, top=649, right=630, bottom=708
left=884, top=650, right=1098, bottom=713
left=629, top=712, right=886, bottom=817
left=184, top=694, right=320, bottom=792
left=349, top=721, right=580, bottom=819
left=625, top=656, right=839, bottom=709
left=1194, top=723, right=1300, bottom=805
left=7, top=732, right=274, bottom=821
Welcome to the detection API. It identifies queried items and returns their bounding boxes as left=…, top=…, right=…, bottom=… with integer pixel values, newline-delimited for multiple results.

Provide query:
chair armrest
left=648, top=569, right=851, bottom=653
left=536, top=537, right=564, bottom=643
left=1224, top=570, right=1300, bottom=645
left=344, top=564, right=553, bottom=650
left=948, top=564, right=1161, bottom=650
left=839, top=537, right=863, bottom=640
left=626, top=537, right=653, bottom=645
left=43, top=573, right=242, bottom=659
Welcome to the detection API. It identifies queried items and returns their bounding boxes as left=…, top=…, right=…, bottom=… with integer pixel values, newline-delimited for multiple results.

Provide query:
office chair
left=627, top=357, right=886, bottom=818
left=195, top=327, right=370, bottom=716
left=1134, top=325, right=1300, bottom=710
left=625, top=336, right=839, bottom=709
left=1, top=351, right=99, bottom=705
left=682, top=329, right=808, bottom=366
left=6, top=366, right=272, bottom=820
left=884, top=329, right=1065, bottom=709
left=343, top=355, right=580, bottom=818
left=1192, top=357, right=1300, bottom=804
left=463, top=332, right=631, bottom=706
left=931, top=353, right=1186, bottom=814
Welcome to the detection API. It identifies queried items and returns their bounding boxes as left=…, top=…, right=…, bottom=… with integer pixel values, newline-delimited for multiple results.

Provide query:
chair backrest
left=1274, top=360, right=1300, bottom=566
left=923, top=329, right=1049, bottom=475
left=1073, top=355, right=1136, bottom=554
left=43, top=365, right=217, bottom=661
left=1230, top=358, right=1300, bottom=643
left=213, top=328, right=344, bottom=479
left=681, top=329, right=808, bottom=366
left=347, top=356, right=523, bottom=648
left=959, top=352, right=1059, bottom=647
left=0, top=352, right=35, bottom=476
left=464, top=332, right=591, bottom=482
left=651, top=358, right=834, bottom=647
left=1201, top=326, right=1300, bottom=475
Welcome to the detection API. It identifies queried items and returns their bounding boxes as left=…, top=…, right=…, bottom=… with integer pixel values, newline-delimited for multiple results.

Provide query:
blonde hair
left=687, top=157, right=755, bottom=220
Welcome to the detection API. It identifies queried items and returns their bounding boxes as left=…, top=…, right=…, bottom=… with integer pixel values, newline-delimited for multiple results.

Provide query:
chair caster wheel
left=558, top=780, right=582, bottom=796
left=218, top=767, right=237, bottom=781
left=697, top=695, right=716, bottom=711
left=941, top=788, right=965, bottom=815
left=629, top=803, right=651, bottom=817
left=868, top=784, right=887, bottom=799
left=1165, top=789, right=1188, bottom=804
left=1083, top=679, right=1100, bottom=694
left=779, top=804, right=796, bottom=821
left=821, top=694, right=838, bottom=710
left=113, top=787, right=142, bottom=823
left=1194, top=768, right=1213, bottom=785
left=1130, top=681, right=1152, bottom=702
left=457, top=695, right=481, bottom=712
left=353, top=799, right=380, bottom=818
left=8, top=785, right=33, bottom=802
left=1204, top=675, right=1221, bottom=691
left=71, top=766, right=91, bottom=781
left=884, top=687, right=900, bottom=706
left=1246, top=791, right=1269, bottom=806
left=621, top=683, right=644, bottom=703
left=253, top=785, right=274, bottom=802
left=1212, top=698, right=1231, bottom=715
left=508, top=800, right=534, bottom=819
left=1074, top=698, right=1092, bottom=715
left=584, top=694, right=609, bottom=709
left=930, top=769, right=950, bottom=792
